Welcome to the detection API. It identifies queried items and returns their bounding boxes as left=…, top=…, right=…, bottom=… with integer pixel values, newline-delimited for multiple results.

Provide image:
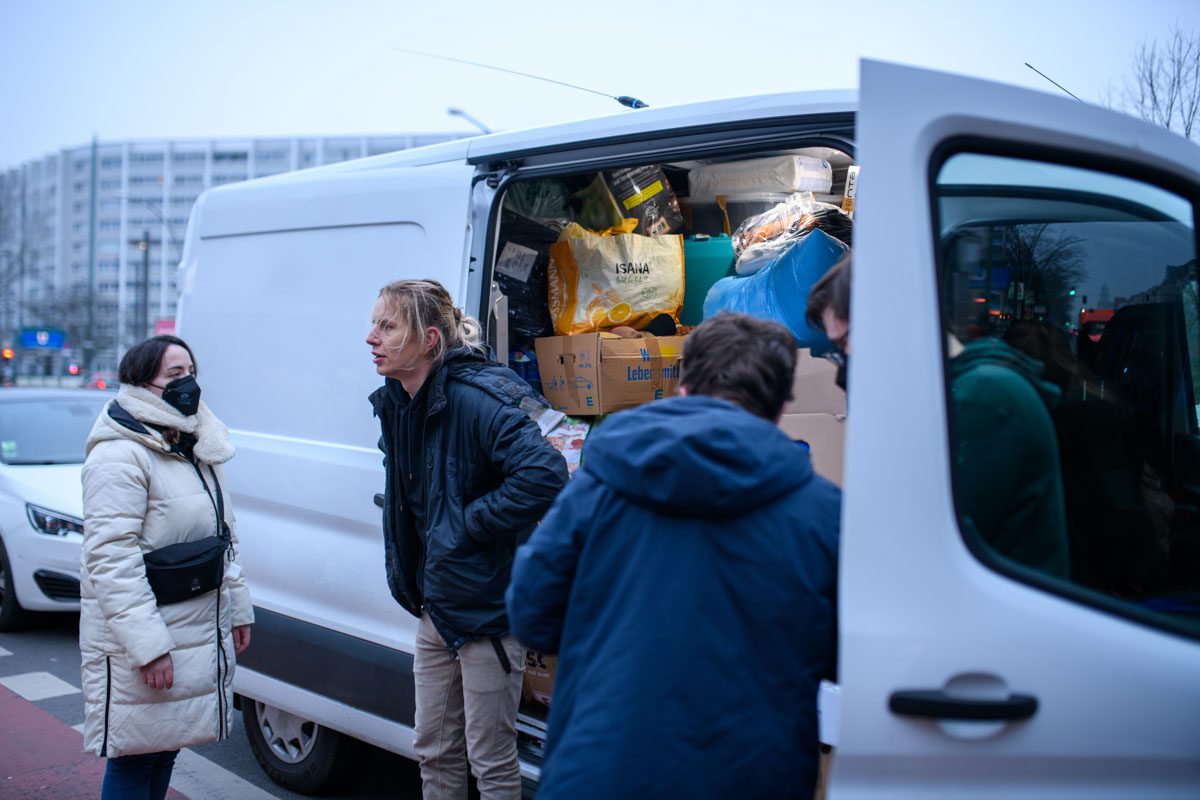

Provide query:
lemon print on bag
left=607, top=303, right=632, bottom=324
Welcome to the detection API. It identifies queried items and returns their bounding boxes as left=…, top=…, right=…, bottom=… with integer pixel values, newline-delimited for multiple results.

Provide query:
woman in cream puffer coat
left=80, top=335, right=252, bottom=798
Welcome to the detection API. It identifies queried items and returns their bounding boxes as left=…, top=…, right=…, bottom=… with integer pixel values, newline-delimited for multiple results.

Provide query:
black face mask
left=153, top=375, right=201, bottom=416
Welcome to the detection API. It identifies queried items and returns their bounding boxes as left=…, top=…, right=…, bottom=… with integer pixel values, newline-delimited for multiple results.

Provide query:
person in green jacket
left=949, top=336, right=1070, bottom=579
left=806, top=257, right=1069, bottom=579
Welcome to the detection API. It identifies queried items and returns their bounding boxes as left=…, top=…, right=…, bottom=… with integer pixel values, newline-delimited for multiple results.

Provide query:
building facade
left=0, top=133, right=466, bottom=379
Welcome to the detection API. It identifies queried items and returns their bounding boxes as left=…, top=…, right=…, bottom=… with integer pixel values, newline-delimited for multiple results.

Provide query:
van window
left=934, top=149, right=1200, bottom=636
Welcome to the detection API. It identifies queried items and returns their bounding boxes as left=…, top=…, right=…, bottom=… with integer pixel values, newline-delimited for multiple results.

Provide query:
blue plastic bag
left=701, top=228, right=848, bottom=352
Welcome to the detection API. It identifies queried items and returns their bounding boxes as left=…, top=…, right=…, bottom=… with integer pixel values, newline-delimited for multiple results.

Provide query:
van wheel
left=242, top=699, right=363, bottom=794
left=0, top=538, right=29, bottom=631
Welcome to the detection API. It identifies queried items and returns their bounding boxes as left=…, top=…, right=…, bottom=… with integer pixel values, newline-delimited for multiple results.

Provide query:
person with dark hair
left=806, top=253, right=851, bottom=351
left=506, top=313, right=840, bottom=800
left=80, top=335, right=253, bottom=800
left=807, top=254, right=851, bottom=390
left=366, top=279, right=568, bottom=800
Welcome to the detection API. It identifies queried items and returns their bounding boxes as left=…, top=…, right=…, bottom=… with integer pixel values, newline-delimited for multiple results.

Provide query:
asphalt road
left=0, top=610, right=423, bottom=800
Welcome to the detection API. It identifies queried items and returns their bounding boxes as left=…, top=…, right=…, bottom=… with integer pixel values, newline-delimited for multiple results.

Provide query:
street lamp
left=128, top=231, right=159, bottom=341
left=119, top=194, right=183, bottom=346
left=119, top=194, right=183, bottom=264
left=447, top=107, right=492, bottom=135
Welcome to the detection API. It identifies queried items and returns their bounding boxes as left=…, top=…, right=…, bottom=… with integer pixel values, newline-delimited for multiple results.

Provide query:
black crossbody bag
left=143, top=462, right=231, bottom=605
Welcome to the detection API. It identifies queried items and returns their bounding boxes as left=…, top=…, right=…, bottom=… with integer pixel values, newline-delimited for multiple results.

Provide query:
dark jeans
left=101, top=749, right=179, bottom=800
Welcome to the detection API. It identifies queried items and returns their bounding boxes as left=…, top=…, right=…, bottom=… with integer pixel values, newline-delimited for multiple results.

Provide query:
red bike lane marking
left=0, top=684, right=188, bottom=799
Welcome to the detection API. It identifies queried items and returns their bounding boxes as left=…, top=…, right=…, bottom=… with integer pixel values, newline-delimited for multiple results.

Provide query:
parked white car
left=0, top=388, right=112, bottom=629
left=178, top=59, right=1200, bottom=797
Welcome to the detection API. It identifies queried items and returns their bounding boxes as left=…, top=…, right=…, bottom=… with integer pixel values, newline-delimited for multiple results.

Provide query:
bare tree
left=1114, top=24, right=1200, bottom=141
left=0, top=172, right=27, bottom=343
left=1003, top=224, right=1089, bottom=322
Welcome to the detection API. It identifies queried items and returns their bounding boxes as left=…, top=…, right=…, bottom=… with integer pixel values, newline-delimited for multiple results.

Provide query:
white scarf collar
left=116, top=383, right=236, bottom=464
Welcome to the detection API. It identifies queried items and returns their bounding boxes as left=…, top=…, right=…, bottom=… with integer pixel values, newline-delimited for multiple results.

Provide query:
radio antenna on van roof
left=1024, top=62, right=1085, bottom=103
left=390, top=46, right=649, bottom=109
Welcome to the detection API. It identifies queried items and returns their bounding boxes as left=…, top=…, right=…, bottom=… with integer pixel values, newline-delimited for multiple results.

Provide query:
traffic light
left=67, top=363, right=79, bottom=376
left=1068, top=288, right=1077, bottom=297
left=1, top=348, right=13, bottom=360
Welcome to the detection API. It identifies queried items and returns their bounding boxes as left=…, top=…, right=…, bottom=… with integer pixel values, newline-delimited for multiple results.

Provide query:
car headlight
left=26, top=504, right=85, bottom=537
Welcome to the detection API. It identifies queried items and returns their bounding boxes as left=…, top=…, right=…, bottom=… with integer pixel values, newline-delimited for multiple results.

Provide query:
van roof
left=466, top=89, right=857, bottom=162
left=192, top=89, right=856, bottom=238
left=241, top=89, right=856, bottom=176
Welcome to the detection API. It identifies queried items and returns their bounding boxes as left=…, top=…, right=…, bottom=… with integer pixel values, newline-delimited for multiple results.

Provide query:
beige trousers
left=413, top=611, right=525, bottom=800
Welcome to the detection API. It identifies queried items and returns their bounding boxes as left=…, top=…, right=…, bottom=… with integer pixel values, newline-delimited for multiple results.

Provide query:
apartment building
left=0, top=133, right=466, bottom=378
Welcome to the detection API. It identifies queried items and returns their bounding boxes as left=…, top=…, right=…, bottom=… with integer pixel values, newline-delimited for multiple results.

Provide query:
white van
left=177, top=60, right=1200, bottom=797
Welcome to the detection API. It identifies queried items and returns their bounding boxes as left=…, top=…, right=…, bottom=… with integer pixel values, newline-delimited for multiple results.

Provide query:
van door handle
left=373, top=493, right=385, bottom=508
left=889, top=689, right=1038, bottom=721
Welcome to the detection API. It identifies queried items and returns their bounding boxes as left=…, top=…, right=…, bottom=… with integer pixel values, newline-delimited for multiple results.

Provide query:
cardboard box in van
left=523, top=651, right=557, bottom=707
left=535, top=333, right=686, bottom=415
left=778, top=349, right=846, bottom=486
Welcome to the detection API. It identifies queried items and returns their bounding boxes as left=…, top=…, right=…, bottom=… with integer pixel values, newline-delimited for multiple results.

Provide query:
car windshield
left=0, top=397, right=109, bottom=465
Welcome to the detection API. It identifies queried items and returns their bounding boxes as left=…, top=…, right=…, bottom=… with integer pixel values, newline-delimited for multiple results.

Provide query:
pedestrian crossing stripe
left=0, top=671, right=81, bottom=701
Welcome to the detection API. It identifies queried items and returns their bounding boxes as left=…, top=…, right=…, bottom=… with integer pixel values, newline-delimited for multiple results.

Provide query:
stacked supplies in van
left=534, top=165, right=692, bottom=421
left=681, top=155, right=833, bottom=236
left=703, top=227, right=848, bottom=352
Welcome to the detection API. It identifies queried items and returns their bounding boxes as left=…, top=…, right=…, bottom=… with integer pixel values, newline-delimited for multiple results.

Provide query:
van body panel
left=238, top=607, right=417, bottom=726
left=195, top=160, right=474, bottom=241
left=838, top=58, right=1200, bottom=798
left=178, top=158, right=475, bottom=742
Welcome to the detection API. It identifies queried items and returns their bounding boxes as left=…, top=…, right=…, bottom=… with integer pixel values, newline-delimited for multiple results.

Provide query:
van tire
left=242, top=698, right=364, bottom=794
left=0, top=538, right=29, bottom=631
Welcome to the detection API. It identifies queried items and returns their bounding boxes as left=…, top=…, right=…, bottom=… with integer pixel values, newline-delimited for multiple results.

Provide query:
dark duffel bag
left=143, top=535, right=229, bottom=605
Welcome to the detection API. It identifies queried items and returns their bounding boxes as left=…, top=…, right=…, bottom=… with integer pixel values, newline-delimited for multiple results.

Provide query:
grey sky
left=1, top=0, right=1197, bottom=168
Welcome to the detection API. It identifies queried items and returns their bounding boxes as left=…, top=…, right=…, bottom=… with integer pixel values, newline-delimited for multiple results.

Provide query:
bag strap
left=191, top=461, right=230, bottom=543
left=208, top=465, right=228, bottom=540
left=490, top=637, right=513, bottom=674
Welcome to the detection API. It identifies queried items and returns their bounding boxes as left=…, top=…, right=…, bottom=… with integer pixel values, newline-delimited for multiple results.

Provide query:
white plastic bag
left=689, top=155, right=832, bottom=197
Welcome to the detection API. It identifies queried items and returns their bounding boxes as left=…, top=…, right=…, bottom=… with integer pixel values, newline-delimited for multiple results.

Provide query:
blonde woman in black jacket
left=366, top=279, right=566, bottom=800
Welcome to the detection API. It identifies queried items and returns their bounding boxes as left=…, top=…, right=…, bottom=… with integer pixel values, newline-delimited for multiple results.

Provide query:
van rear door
left=839, top=60, right=1200, bottom=796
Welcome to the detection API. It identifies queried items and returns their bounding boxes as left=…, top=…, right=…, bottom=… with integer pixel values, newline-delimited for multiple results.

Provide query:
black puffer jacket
left=370, top=347, right=568, bottom=652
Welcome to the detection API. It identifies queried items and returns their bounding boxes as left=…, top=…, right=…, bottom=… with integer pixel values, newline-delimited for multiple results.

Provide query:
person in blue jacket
left=507, top=312, right=841, bottom=800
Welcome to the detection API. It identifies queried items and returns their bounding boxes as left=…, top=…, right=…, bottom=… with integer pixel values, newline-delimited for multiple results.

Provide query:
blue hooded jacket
left=507, top=395, right=840, bottom=799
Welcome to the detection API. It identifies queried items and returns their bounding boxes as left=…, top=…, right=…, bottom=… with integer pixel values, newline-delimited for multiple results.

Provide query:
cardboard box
left=782, top=348, right=846, bottom=417
left=535, top=333, right=685, bottom=415
left=522, top=650, right=557, bottom=707
left=778, top=350, right=846, bottom=486
left=779, top=413, right=845, bottom=487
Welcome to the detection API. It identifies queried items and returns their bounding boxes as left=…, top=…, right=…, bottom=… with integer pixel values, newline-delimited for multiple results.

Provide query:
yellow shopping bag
left=548, top=220, right=685, bottom=336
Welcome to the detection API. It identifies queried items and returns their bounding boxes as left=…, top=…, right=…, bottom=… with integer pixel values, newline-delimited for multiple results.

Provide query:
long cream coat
left=79, top=385, right=253, bottom=757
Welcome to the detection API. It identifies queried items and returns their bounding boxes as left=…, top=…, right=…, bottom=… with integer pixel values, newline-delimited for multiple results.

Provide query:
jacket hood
left=85, top=384, right=235, bottom=464
left=951, top=338, right=1062, bottom=410
left=583, top=396, right=813, bottom=518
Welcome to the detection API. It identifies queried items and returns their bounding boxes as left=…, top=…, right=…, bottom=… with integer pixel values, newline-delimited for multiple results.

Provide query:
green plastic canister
left=681, top=234, right=736, bottom=325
